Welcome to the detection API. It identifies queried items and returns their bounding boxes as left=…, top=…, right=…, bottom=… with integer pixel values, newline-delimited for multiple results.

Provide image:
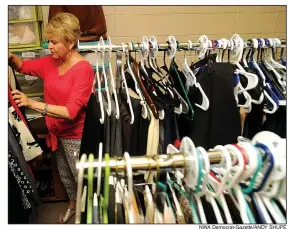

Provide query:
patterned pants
left=56, top=137, right=81, bottom=200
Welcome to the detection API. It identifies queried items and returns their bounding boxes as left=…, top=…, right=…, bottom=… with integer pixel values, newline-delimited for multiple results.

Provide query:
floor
left=38, top=202, right=75, bottom=224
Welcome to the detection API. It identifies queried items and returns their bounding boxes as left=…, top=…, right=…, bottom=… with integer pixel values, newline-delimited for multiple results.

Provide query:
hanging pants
left=56, top=137, right=81, bottom=200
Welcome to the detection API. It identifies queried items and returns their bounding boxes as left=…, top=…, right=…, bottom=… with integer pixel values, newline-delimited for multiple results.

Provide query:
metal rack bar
left=77, top=39, right=286, bottom=52
left=76, top=151, right=223, bottom=175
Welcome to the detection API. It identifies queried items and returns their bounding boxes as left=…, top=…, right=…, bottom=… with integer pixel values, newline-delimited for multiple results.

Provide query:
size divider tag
left=25, top=75, right=38, bottom=81
left=22, top=51, right=35, bottom=58
left=44, top=49, right=51, bottom=55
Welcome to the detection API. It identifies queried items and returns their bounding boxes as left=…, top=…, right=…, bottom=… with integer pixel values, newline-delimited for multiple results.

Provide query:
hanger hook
left=107, top=36, right=112, bottom=58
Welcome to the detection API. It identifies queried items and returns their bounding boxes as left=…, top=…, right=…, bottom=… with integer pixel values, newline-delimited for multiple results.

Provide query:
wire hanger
left=107, top=37, right=120, bottom=119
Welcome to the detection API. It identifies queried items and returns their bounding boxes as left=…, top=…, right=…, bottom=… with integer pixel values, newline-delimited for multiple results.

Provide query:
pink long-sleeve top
left=19, top=55, right=94, bottom=152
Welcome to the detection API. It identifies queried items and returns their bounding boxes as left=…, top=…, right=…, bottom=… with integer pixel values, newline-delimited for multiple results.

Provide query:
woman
left=9, top=13, right=94, bottom=223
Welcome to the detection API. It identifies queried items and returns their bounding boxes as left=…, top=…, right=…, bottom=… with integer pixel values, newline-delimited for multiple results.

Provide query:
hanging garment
left=108, top=176, right=116, bottom=223
left=120, top=89, right=150, bottom=156
left=103, top=93, right=111, bottom=155
left=8, top=123, right=41, bottom=221
left=118, top=93, right=132, bottom=154
left=8, top=99, right=42, bottom=161
left=8, top=66, right=17, bottom=90
left=8, top=151, right=33, bottom=210
left=188, top=61, right=241, bottom=150
left=146, top=108, right=159, bottom=157
left=158, top=120, right=165, bottom=154
left=8, top=168, right=30, bottom=224
left=110, top=98, right=123, bottom=157
left=262, top=106, right=286, bottom=138
left=80, top=93, right=104, bottom=158
left=48, top=6, right=107, bottom=41
left=115, top=181, right=125, bottom=224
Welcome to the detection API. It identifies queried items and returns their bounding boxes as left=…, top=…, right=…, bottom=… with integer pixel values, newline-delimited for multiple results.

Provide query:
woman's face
left=47, top=35, right=73, bottom=60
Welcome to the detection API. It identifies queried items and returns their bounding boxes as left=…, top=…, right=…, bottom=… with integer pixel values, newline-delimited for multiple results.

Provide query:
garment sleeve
left=18, top=56, right=51, bottom=79
left=66, top=65, right=94, bottom=120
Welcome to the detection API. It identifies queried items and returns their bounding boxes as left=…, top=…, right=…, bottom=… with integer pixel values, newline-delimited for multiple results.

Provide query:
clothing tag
left=22, top=51, right=35, bottom=58
left=25, top=75, right=37, bottom=81
left=44, top=49, right=51, bottom=55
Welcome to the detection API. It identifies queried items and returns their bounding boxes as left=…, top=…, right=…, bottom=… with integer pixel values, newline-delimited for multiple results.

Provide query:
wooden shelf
left=41, top=195, right=68, bottom=202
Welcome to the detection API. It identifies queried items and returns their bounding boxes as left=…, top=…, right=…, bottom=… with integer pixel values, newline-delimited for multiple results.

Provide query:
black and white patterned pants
left=56, top=137, right=81, bottom=201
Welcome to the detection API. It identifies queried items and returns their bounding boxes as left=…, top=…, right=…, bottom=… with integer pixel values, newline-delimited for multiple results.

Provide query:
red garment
left=19, top=56, right=94, bottom=152
left=8, top=86, right=29, bottom=127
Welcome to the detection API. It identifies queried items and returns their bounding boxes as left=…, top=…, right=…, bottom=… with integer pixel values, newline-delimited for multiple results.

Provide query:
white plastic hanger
left=75, top=154, right=87, bottom=224
left=99, top=37, right=112, bottom=116
left=208, top=145, right=232, bottom=197
left=181, top=41, right=209, bottom=111
left=231, top=185, right=250, bottom=223
left=96, top=143, right=103, bottom=196
left=95, top=47, right=105, bottom=124
left=253, top=193, right=273, bottom=223
left=237, top=142, right=258, bottom=184
left=120, top=44, right=134, bottom=124
left=215, top=39, right=226, bottom=63
left=224, top=144, right=245, bottom=188
left=268, top=38, right=286, bottom=70
left=252, top=131, right=286, bottom=197
left=260, top=38, right=286, bottom=91
left=163, top=36, right=179, bottom=99
left=126, top=42, right=148, bottom=119
left=237, top=83, right=252, bottom=113
left=242, top=47, right=249, bottom=67
left=262, top=196, right=286, bottom=223
left=277, top=179, right=286, bottom=210
left=208, top=145, right=233, bottom=223
left=139, top=37, right=149, bottom=78
left=196, top=147, right=225, bottom=224
left=263, top=42, right=286, bottom=90
left=139, top=37, right=165, bottom=120
left=250, top=39, right=278, bottom=113
left=195, top=146, right=210, bottom=223
left=107, top=37, right=120, bottom=119
left=196, top=35, right=209, bottom=60
left=180, top=137, right=199, bottom=191
left=231, top=34, right=259, bottom=92
left=124, top=152, right=133, bottom=200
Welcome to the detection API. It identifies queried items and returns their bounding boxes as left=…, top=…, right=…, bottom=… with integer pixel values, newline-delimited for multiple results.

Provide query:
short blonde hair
left=45, top=12, right=80, bottom=48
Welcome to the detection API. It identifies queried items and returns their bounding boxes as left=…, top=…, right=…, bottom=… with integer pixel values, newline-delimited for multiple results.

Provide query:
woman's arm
left=8, top=53, right=23, bottom=72
left=29, top=100, right=72, bottom=120
left=12, top=90, right=72, bottom=120
left=9, top=52, right=50, bottom=79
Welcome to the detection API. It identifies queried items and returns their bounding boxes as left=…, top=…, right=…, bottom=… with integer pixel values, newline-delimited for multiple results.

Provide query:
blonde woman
left=9, top=13, right=94, bottom=223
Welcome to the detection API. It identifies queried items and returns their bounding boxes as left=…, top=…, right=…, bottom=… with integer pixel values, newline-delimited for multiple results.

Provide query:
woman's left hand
left=11, top=90, right=33, bottom=108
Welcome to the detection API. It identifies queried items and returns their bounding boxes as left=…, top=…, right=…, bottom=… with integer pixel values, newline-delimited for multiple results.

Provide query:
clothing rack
left=76, top=150, right=223, bottom=175
left=77, top=36, right=286, bottom=53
